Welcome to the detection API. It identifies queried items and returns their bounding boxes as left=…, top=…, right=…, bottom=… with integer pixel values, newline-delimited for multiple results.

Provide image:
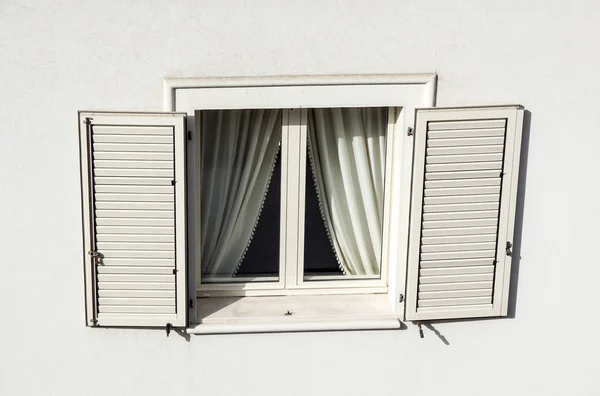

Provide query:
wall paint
left=1, top=1, right=599, bottom=395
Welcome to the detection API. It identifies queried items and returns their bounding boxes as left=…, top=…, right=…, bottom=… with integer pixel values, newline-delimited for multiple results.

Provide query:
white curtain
left=200, top=109, right=281, bottom=277
left=307, top=108, right=387, bottom=276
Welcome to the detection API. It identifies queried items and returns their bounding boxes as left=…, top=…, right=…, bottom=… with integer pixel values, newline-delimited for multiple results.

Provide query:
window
left=79, top=75, right=524, bottom=332
left=196, top=107, right=394, bottom=294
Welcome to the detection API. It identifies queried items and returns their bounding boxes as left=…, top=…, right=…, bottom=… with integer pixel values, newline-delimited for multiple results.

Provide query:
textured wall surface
left=1, top=1, right=599, bottom=395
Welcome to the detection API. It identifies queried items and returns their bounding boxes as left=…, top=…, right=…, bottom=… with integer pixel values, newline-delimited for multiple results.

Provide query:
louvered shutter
left=79, top=112, right=187, bottom=327
left=405, top=106, right=523, bottom=320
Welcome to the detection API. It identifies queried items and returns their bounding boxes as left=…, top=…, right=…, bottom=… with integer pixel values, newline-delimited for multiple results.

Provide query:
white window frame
left=163, top=74, right=437, bottom=321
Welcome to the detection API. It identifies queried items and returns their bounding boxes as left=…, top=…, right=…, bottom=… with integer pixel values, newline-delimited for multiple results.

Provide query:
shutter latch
left=407, top=127, right=414, bottom=136
left=88, top=251, right=99, bottom=257
left=166, top=323, right=173, bottom=337
left=506, top=241, right=513, bottom=256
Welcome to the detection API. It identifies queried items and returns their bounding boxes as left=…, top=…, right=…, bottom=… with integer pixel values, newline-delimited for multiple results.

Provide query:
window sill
left=187, top=294, right=400, bottom=335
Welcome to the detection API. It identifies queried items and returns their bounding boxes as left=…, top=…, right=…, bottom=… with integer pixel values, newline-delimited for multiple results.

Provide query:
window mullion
left=296, top=109, right=308, bottom=285
left=283, top=109, right=304, bottom=287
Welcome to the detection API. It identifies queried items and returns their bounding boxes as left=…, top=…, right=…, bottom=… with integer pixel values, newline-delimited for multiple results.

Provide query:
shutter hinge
left=171, top=180, right=175, bottom=186
left=506, top=241, right=513, bottom=256
left=166, top=323, right=173, bottom=337
left=187, top=131, right=192, bottom=140
left=89, top=318, right=98, bottom=326
left=188, top=299, right=194, bottom=309
left=407, top=127, right=414, bottom=136
left=83, top=117, right=93, bottom=125
left=88, top=250, right=99, bottom=257
left=399, top=294, right=404, bottom=303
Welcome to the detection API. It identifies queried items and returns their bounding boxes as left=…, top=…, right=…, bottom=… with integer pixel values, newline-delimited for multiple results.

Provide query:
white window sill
left=187, top=294, right=400, bottom=335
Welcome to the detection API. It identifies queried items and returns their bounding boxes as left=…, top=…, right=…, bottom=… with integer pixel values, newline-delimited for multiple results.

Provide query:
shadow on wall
left=506, top=109, right=532, bottom=319
left=411, top=110, right=532, bottom=344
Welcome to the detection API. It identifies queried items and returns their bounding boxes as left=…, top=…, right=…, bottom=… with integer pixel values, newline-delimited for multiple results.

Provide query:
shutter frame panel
left=405, top=106, right=523, bottom=321
left=79, top=111, right=187, bottom=328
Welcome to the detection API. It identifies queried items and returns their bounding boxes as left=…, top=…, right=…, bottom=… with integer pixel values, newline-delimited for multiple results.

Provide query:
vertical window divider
left=283, top=109, right=303, bottom=287
left=296, top=109, right=308, bottom=286
left=279, top=109, right=290, bottom=288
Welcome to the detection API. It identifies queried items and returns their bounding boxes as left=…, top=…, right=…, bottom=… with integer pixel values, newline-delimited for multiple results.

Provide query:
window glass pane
left=200, top=109, right=282, bottom=282
left=304, top=107, right=388, bottom=280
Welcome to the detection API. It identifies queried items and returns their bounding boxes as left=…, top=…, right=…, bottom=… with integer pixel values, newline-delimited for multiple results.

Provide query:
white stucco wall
left=1, top=1, right=599, bottom=395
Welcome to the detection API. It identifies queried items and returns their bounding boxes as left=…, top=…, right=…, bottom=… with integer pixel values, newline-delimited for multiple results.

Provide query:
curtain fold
left=307, top=108, right=387, bottom=276
left=200, top=109, right=281, bottom=277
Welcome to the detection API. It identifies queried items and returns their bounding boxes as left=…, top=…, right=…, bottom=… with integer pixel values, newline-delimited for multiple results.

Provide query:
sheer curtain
left=307, top=108, right=387, bottom=276
left=200, top=109, right=281, bottom=277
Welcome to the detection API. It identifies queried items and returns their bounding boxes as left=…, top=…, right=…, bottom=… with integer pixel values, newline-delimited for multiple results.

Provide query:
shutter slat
left=95, top=193, right=174, bottom=202
left=94, top=177, right=173, bottom=185
left=421, top=242, right=497, bottom=253
left=97, top=282, right=175, bottom=290
left=94, top=151, right=174, bottom=160
left=419, top=289, right=493, bottom=300
left=423, top=202, right=499, bottom=213
left=420, top=265, right=495, bottom=276
left=97, top=266, right=174, bottom=274
left=424, top=186, right=501, bottom=196
left=96, top=242, right=175, bottom=251
left=95, top=210, right=174, bottom=218
left=419, top=281, right=494, bottom=292
left=425, top=170, right=502, bottom=180
left=94, top=169, right=174, bottom=177
left=423, top=210, right=499, bottom=221
left=92, top=126, right=173, bottom=135
left=428, top=119, right=506, bottom=130
left=427, top=145, right=504, bottom=156
left=95, top=185, right=173, bottom=194
left=100, top=258, right=175, bottom=266
left=406, top=106, right=522, bottom=320
left=98, top=298, right=175, bottom=306
left=422, top=218, right=498, bottom=229
left=419, top=258, right=494, bottom=268
left=94, top=160, right=173, bottom=169
left=424, top=194, right=500, bottom=205
left=427, top=137, right=505, bottom=147
left=98, top=289, right=175, bottom=298
left=425, top=178, right=500, bottom=189
left=428, top=127, right=506, bottom=138
left=98, top=306, right=175, bottom=314
left=95, top=202, right=174, bottom=210
left=96, top=226, right=174, bottom=235
left=426, top=161, right=503, bottom=172
left=95, top=218, right=174, bottom=226
left=417, top=296, right=492, bottom=307
left=426, top=153, right=503, bottom=164
left=421, top=234, right=497, bottom=245
left=98, top=274, right=175, bottom=282
left=421, top=250, right=496, bottom=260
left=96, top=234, right=174, bottom=242
left=419, top=273, right=494, bottom=284
left=99, top=250, right=175, bottom=259
left=93, top=143, right=174, bottom=152
left=422, top=226, right=498, bottom=237
left=93, top=135, right=173, bottom=144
